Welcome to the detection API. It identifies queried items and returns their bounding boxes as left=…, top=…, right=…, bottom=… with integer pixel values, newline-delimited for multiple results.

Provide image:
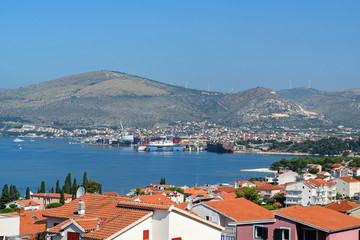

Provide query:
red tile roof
left=102, top=192, right=118, bottom=196
left=339, top=176, right=360, bottom=183
left=275, top=206, right=360, bottom=232
left=45, top=194, right=153, bottom=240
left=216, top=186, right=236, bottom=193
left=216, top=192, right=237, bottom=200
left=31, top=193, right=72, bottom=198
left=184, top=187, right=207, bottom=195
left=203, top=198, right=274, bottom=223
left=256, top=184, right=281, bottom=190
left=132, top=195, right=174, bottom=205
left=17, top=200, right=40, bottom=207
left=325, top=200, right=360, bottom=213
left=7, top=209, right=48, bottom=238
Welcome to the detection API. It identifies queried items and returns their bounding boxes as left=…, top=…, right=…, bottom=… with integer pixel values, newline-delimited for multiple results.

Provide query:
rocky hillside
left=0, top=71, right=341, bottom=128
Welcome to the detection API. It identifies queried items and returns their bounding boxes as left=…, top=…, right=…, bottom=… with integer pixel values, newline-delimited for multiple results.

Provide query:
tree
left=236, top=186, right=261, bottom=204
left=50, top=187, right=54, bottom=193
left=160, top=177, right=166, bottom=185
left=0, top=184, right=10, bottom=209
left=46, top=202, right=63, bottom=209
left=9, top=185, right=20, bottom=201
left=71, top=178, right=78, bottom=200
left=99, top=184, right=102, bottom=194
left=336, top=192, right=343, bottom=200
left=309, top=168, right=319, bottom=174
left=82, top=172, right=88, bottom=192
left=135, top=187, right=145, bottom=196
left=88, top=179, right=101, bottom=193
left=60, top=190, right=65, bottom=205
left=64, top=173, right=72, bottom=194
left=273, top=193, right=286, bottom=206
left=25, top=187, right=30, bottom=200
left=40, top=181, right=46, bottom=193
left=55, top=179, right=61, bottom=193
left=165, top=187, right=184, bottom=193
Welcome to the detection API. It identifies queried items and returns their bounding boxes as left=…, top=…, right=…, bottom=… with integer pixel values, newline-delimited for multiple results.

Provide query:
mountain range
left=0, top=70, right=359, bottom=128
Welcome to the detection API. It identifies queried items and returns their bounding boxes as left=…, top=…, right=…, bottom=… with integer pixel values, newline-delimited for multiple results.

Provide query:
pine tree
left=9, top=185, right=20, bottom=201
left=51, top=187, right=54, bottom=193
left=40, top=181, right=46, bottom=193
left=64, top=173, right=72, bottom=194
left=82, top=172, right=88, bottom=192
left=55, top=180, right=60, bottom=193
left=60, top=190, right=65, bottom=205
left=37, top=187, right=40, bottom=193
left=25, top=187, right=31, bottom=200
left=0, top=184, right=10, bottom=209
left=99, top=184, right=102, bottom=194
left=71, top=178, right=78, bottom=200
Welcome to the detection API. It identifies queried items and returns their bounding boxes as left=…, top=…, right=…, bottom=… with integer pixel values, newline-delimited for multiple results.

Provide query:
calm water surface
left=0, top=137, right=292, bottom=195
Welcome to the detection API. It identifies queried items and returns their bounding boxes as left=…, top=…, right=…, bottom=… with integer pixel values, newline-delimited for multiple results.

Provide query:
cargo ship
left=206, top=141, right=234, bottom=153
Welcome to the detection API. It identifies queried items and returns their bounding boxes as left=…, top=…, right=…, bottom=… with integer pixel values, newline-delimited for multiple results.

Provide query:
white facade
left=266, top=171, right=298, bottom=185
left=285, top=181, right=336, bottom=206
left=0, top=215, right=20, bottom=239
left=332, top=178, right=360, bottom=198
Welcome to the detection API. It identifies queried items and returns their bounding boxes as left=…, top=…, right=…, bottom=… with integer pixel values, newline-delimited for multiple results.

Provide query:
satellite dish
left=76, top=187, right=85, bottom=198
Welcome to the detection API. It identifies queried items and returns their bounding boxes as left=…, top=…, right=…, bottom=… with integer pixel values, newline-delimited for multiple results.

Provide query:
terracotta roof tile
left=339, top=176, right=360, bottom=183
left=17, top=200, right=40, bottom=207
left=7, top=209, right=48, bottom=237
left=203, top=198, right=274, bottom=223
left=215, top=186, right=236, bottom=193
left=325, top=200, right=360, bottom=213
left=256, top=184, right=281, bottom=190
left=31, top=193, right=72, bottom=198
left=275, top=206, right=360, bottom=232
left=132, top=195, right=174, bottom=205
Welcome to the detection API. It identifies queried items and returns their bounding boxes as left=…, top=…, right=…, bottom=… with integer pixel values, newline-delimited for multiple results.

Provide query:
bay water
left=0, top=137, right=292, bottom=195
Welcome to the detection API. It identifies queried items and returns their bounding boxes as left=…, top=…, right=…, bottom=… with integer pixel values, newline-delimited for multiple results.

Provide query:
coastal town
left=3, top=156, right=360, bottom=239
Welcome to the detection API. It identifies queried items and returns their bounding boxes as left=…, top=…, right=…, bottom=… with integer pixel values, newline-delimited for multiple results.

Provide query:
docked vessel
left=206, top=141, right=234, bottom=153
left=13, top=137, right=25, bottom=143
left=138, top=137, right=185, bottom=152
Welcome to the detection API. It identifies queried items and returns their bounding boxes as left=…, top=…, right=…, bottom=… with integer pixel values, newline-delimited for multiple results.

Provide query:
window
left=67, top=232, right=80, bottom=240
left=254, top=226, right=268, bottom=239
left=143, top=230, right=149, bottom=240
left=303, top=229, right=317, bottom=240
left=274, top=228, right=290, bottom=240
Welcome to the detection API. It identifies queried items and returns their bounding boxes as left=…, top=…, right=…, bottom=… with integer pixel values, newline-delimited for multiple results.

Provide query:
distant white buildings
left=285, top=179, right=336, bottom=206
left=266, top=170, right=298, bottom=185
left=332, top=176, right=360, bottom=198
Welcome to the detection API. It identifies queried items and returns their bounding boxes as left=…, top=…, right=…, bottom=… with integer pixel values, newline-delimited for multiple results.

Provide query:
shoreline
left=234, top=151, right=310, bottom=156
left=240, top=168, right=277, bottom=174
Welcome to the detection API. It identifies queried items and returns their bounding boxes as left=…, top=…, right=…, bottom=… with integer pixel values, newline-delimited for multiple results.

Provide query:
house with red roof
left=325, top=200, right=360, bottom=213
left=44, top=193, right=224, bottom=240
left=192, top=198, right=275, bottom=240
left=332, top=176, right=360, bottom=198
left=5, top=200, right=40, bottom=211
left=256, top=184, right=281, bottom=197
left=274, top=205, right=360, bottom=240
left=31, top=193, right=72, bottom=210
left=285, top=180, right=336, bottom=206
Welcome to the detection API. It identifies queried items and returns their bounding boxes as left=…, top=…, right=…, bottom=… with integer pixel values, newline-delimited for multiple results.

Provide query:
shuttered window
left=143, top=230, right=149, bottom=240
left=67, top=232, right=80, bottom=240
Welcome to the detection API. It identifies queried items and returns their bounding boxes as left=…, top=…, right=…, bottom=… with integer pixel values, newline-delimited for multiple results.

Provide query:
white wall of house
left=114, top=217, right=152, bottom=240
left=168, top=211, right=222, bottom=240
left=192, top=204, right=232, bottom=227
left=278, top=171, right=299, bottom=185
left=52, top=224, right=82, bottom=240
left=0, top=215, right=20, bottom=238
left=333, top=178, right=360, bottom=197
left=152, top=210, right=170, bottom=240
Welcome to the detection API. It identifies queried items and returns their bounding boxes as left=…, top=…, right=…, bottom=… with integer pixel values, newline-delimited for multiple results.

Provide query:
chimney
left=78, top=200, right=85, bottom=216
left=18, top=207, right=25, bottom=216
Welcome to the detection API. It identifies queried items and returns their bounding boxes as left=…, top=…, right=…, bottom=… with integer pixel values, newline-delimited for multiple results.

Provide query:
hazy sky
left=1, top=1, right=359, bottom=92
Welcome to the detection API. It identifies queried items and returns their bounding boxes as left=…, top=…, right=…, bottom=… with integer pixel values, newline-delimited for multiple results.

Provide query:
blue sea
left=0, top=137, right=293, bottom=195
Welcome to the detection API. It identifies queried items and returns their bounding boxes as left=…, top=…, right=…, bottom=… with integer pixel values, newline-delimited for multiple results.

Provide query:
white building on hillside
left=332, top=176, right=360, bottom=198
left=285, top=179, right=336, bottom=206
left=266, top=170, right=298, bottom=185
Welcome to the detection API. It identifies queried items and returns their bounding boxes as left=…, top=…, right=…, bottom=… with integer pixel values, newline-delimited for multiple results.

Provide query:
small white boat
left=13, top=138, right=25, bottom=143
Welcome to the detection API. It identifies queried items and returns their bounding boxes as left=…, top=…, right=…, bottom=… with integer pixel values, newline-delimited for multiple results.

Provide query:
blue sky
left=1, top=1, right=359, bottom=92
